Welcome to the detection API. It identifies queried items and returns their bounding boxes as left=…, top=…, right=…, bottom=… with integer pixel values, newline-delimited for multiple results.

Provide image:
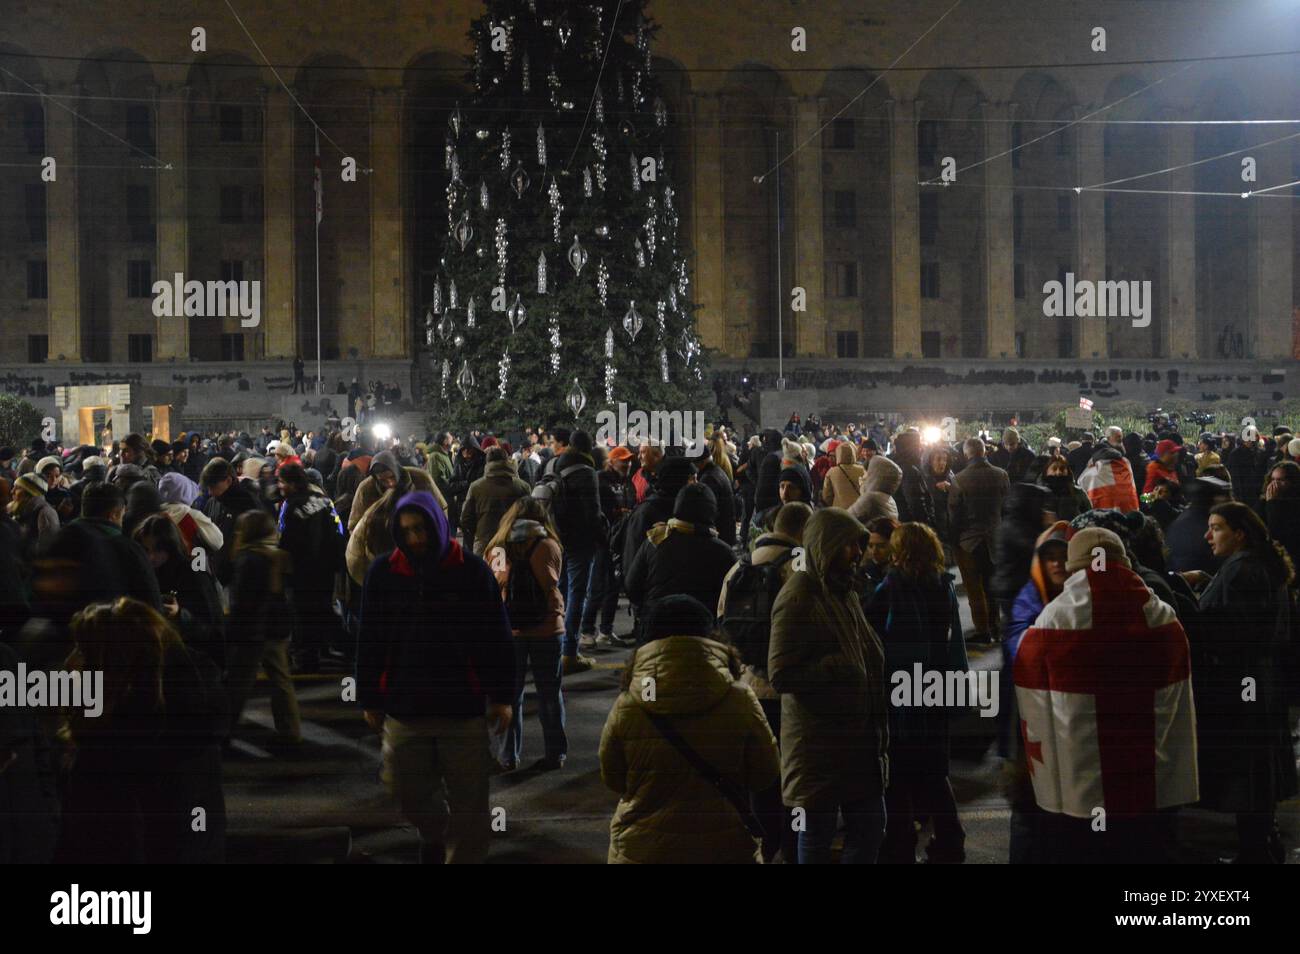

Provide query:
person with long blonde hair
left=487, top=497, right=568, bottom=772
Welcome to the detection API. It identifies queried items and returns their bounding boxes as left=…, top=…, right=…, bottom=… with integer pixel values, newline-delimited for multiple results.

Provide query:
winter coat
left=768, top=508, right=888, bottom=807
left=695, top=461, right=737, bottom=545
left=202, top=480, right=267, bottom=584
left=1065, top=441, right=1096, bottom=479
left=991, top=484, right=1053, bottom=603
left=55, top=643, right=227, bottom=863
left=425, top=445, right=454, bottom=501
left=347, top=451, right=445, bottom=535
left=1264, top=493, right=1300, bottom=569
left=460, top=459, right=530, bottom=556
left=544, top=450, right=605, bottom=554
left=333, top=452, right=373, bottom=526
left=13, top=495, right=58, bottom=559
left=891, top=448, right=937, bottom=526
left=751, top=430, right=786, bottom=514
left=990, top=443, right=1035, bottom=482
left=278, top=489, right=345, bottom=604
left=1226, top=444, right=1266, bottom=505
left=1143, top=460, right=1180, bottom=494
left=1165, top=504, right=1217, bottom=573
left=717, top=531, right=799, bottom=701
left=821, top=444, right=865, bottom=510
left=626, top=486, right=736, bottom=613
left=947, top=458, right=1011, bottom=553
left=356, top=491, right=515, bottom=719
left=864, top=569, right=967, bottom=776
left=599, top=635, right=780, bottom=864
left=1039, top=475, right=1092, bottom=522
left=490, top=520, right=564, bottom=638
left=848, top=455, right=902, bottom=524
left=1187, top=549, right=1298, bottom=811
left=598, top=468, right=635, bottom=526
left=156, top=559, right=225, bottom=668
left=43, top=518, right=162, bottom=612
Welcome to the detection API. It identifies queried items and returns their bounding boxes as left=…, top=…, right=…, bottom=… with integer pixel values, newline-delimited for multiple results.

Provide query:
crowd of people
left=0, top=408, right=1296, bottom=864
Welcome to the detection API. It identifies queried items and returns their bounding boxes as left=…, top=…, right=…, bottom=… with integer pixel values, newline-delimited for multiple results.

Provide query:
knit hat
left=172, top=440, right=189, bottom=456
left=1155, top=439, right=1179, bottom=458
left=1287, top=439, right=1300, bottom=459
left=1066, top=526, right=1130, bottom=573
left=15, top=473, right=47, bottom=496
left=151, top=439, right=171, bottom=458
left=1069, top=507, right=1145, bottom=541
left=35, top=455, right=62, bottom=476
left=637, top=594, right=716, bottom=646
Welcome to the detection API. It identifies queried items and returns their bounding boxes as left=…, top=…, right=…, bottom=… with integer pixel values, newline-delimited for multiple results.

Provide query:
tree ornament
left=498, top=348, right=511, bottom=400
left=467, top=296, right=477, bottom=328
left=548, top=177, right=563, bottom=242
left=595, top=224, right=609, bottom=237
left=623, top=301, right=644, bottom=342
left=548, top=315, right=562, bottom=376
left=500, top=128, right=512, bottom=171
left=634, top=236, right=646, bottom=268
left=597, top=258, right=609, bottom=308
left=660, top=347, right=670, bottom=382
left=432, top=280, right=443, bottom=314
left=631, top=154, right=641, bottom=193
left=448, top=279, right=458, bottom=310
left=645, top=211, right=657, bottom=259
left=480, top=180, right=490, bottom=210
left=595, top=87, right=604, bottom=124
left=605, top=327, right=615, bottom=358
left=617, top=72, right=625, bottom=102
left=654, top=97, right=667, bottom=128
left=521, top=52, right=530, bottom=93
left=567, top=234, right=588, bottom=275
left=444, top=132, right=454, bottom=170
left=456, top=360, right=475, bottom=400
left=536, top=122, right=547, bottom=168
left=454, top=334, right=465, bottom=348
left=583, top=167, right=593, bottom=197
left=495, top=218, right=508, bottom=288
left=557, top=17, right=573, bottom=47
left=454, top=212, right=474, bottom=251
left=668, top=282, right=678, bottom=312
left=441, top=358, right=451, bottom=398
left=604, top=362, right=617, bottom=404
left=437, top=311, right=454, bottom=342
left=449, top=151, right=462, bottom=184
left=632, top=70, right=643, bottom=107
left=567, top=377, right=587, bottom=418
left=449, top=104, right=463, bottom=139
left=507, top=293, right=527, bottom=332
left=511, top=162, right=531, bottom=198
left=656, top=300, right=666, bottom=337
left=537, top=251, right=548, bottom=294
left=548, top=67, right=560, bottom=107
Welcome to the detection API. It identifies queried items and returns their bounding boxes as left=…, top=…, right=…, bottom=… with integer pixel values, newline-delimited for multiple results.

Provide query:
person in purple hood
left=356, top=490, right=516, bottom=864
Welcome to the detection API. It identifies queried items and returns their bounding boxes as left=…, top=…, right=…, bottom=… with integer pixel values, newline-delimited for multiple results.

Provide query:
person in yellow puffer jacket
left=599, top=595, right=781, bottom=864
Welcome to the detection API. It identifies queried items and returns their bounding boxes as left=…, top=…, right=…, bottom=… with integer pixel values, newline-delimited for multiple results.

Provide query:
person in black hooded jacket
left=989, top=483, right=1054, bottom=621
left=694, top=450, right=737, bottom=546
left=890, top=429, right=936, bottom=527
left=277, top=462, right=346, bottom=673
left=625, top=483, right=737, bottom=617
left=751, top=429, right=786, bottom=517
left=448, top=433, right=486, bottom=534
left=618, top=456, right=698, bottom=576
left=1166, top=476, right=1232, bottom=573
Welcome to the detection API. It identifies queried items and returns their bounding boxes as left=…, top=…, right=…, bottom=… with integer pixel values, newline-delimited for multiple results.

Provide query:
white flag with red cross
left=1013, top=565, right=1198, bottom=819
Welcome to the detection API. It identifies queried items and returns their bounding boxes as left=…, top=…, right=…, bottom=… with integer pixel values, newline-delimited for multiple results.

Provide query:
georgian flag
left=1013, top=565, right=1198, bottom=818
left=1078, top=456, right=1139, bottom=512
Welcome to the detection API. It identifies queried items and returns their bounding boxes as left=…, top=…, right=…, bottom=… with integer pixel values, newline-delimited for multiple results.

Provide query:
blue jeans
left=798, top=795, right=887, bottom=864
left=562, top=549, right=596, bottom=656
left=505, top=636, right=567, bottom=764
left=580, top=547, right=619, bottom=636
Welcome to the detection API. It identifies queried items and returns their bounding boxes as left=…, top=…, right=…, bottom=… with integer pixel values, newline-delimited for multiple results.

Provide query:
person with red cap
left=1143, top=439, right=1182, bottom=495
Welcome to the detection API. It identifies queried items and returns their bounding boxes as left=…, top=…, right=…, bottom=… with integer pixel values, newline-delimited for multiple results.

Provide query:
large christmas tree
left=428, top=0, right=707, bottom=434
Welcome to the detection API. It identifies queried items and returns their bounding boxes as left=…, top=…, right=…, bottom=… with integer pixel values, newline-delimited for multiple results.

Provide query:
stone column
left=791, top=95, right=826, bottom=356
left=369, top=86, right=406, bottom=359
left=690, top=92, right=726, bottom=354
left=1250, top=190, right=1294, bottom=359
left=888, top=99, right=922, bottom=358
left=262, top=87, right=296, bottom=359
left=44, top=84, right=82, bottom=361
left=155, top=83, right=189, bottom=360
left=982, top=101, right=1016, bottom=358
left=1074, top=107, right=1107, bottom=358
left=1164, top=116, right=1196, bottom=358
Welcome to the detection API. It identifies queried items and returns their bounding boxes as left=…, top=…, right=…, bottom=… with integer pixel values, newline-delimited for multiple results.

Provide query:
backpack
left=719, top=545, right=797, bottom=675
left=504, top=540, right=549, bottom=630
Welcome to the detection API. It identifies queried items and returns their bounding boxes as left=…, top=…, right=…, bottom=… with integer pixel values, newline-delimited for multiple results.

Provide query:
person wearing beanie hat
left=1012, top=523, right=1196, bottom=863
left=599, top=592, right=781, bottom=863
left=1286, top=438, right=1300, bottom=465
left=36, top=455, right=64, bottom=487
left=769, top=507, right=888, bottom=863
left=8, top=471, right=58, bottom=557
left=625, top=484, right=736, bottom=627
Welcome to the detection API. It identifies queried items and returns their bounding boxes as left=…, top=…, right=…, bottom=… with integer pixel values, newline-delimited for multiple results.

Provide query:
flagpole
left=314, top=125, right=322, bottom=396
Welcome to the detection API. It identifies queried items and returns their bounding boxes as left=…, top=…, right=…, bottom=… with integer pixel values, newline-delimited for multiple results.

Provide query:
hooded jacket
left=461, top=458, right=530, bottom=556
left=991, top=483, right=1054, bottom=602
left=598, top=635, right=780, bottom=864
left=768, top=508, right=888, bottom=806
left=694, top=459, right=737, bottom=545
left=751, top=429, right=786, bottom=514
left=890, top=438, right=937, bottom=526
left=848, top=454, right=902, bottom=524
left=490, top=519, right=564, bottom=638
left=625, top=484, right=736, bottom=612
left=821, top=442, right=865, bottom=510
left=619, top=457, right=697, bottom=574
left=347, top=450, right=445, bottom=535
left=355, top=491, right=515, bottom=718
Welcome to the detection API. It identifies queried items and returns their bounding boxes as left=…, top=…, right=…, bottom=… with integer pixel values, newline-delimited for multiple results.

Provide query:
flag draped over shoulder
left=1078, top=457, right=1139, bottom=512
left=1013, top=565, right=1198, bottom=819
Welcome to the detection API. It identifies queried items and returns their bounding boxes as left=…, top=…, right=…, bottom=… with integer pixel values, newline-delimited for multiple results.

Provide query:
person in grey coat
left=947, top=437, right=1010, bottom=641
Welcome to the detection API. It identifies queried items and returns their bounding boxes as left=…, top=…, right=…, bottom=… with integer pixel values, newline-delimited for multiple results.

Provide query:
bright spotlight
left=372, top=422, right=393, bottom=442
left=922, top=426, right=942, bottom=445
